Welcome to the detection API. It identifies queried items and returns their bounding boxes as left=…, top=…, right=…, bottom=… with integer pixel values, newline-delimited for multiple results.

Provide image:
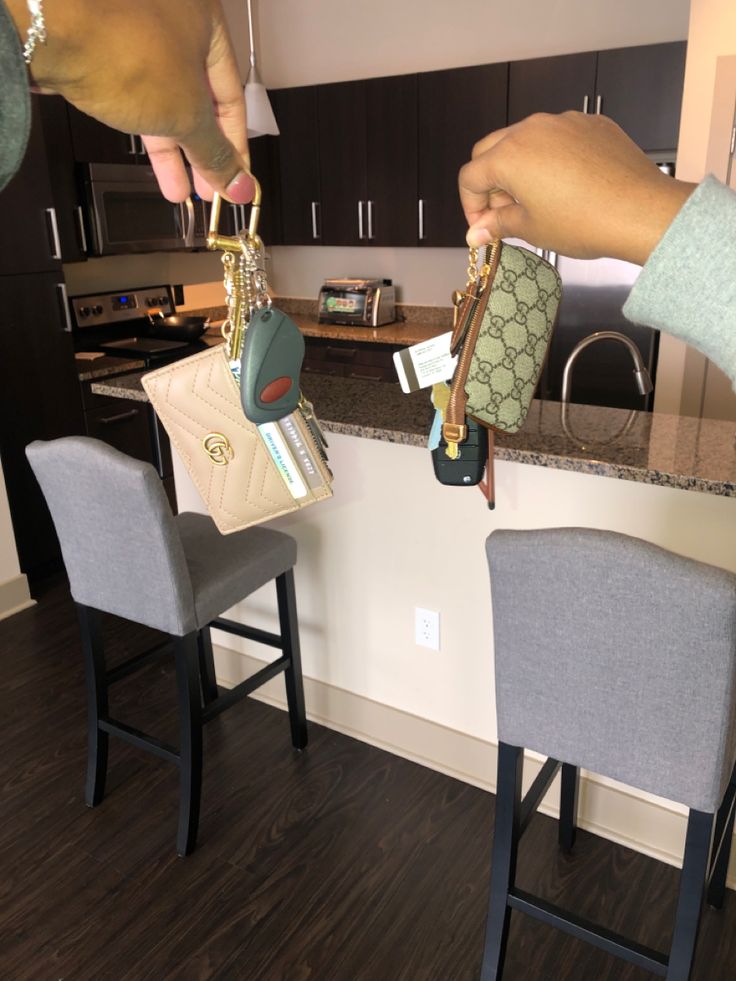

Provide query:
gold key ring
left=207, top=174, right=262, bottom=253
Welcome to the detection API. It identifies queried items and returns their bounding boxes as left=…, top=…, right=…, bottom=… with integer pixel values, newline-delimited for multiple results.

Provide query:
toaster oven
left=318, top=278, right=396, bottom=327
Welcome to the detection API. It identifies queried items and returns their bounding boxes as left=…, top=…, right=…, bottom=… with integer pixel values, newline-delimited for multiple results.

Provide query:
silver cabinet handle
left=582, top=95, right=590, bottom=113
left=595, top=94, right=602, bottom=115
left=46, top=207, right=61, bottom=259
left=128, top=134, right=138, bottom=155
left=137, top=135, right=147, bottom=156
left=367, top=200, right=374, bottom=240
left=75, top=206, right=88, bottom=254
left=311, top=201, right=320, bottom=239
left=418, top=199, right=426, bottom=240
left=56, top=283, right=72, bottom=332
left=99, top=409, right=139, bottom=425
left=358, top=200, right=365, bottom=239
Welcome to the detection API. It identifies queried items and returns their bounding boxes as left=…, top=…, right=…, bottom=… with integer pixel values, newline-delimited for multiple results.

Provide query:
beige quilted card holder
left=142, top=346, right=332, bottom=535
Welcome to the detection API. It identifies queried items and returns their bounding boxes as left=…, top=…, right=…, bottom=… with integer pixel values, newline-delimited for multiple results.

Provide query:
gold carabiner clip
left=207, top=174, right=262, bottom=252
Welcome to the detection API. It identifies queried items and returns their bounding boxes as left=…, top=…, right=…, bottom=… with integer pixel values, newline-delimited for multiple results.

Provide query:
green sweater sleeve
left=0, top=1, right=30, bottom=191
left=623, top=175, right=736, bottom=387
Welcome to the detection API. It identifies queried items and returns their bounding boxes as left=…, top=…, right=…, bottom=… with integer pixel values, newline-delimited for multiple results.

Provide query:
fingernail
left=466, top=226, right=492, bottom=247
left=226, top=171, right=255, bottom=204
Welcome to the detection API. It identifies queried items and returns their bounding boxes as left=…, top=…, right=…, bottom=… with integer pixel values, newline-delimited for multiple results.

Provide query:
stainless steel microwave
left=83, top=163, right=202, bottom=255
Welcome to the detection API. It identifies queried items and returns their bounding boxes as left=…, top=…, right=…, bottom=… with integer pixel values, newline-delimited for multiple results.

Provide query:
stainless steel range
left=68, top=284, right=208, bottom=367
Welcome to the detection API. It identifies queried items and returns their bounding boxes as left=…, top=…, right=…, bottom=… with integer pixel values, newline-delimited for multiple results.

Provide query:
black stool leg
left=276, top=569, right=308, bottom=751
left=707, top=763, right=736, bottom=910
left=667, top=808, right=715, bottom=981
left=481, top=742, right=524, bottom=981
left=197, top=627, right=219, bottom=705
left=559, top=763, right=580, bottom=853
left=77, top=604, right=109, bottom=807
left=174, top=632, right=203, bottom=857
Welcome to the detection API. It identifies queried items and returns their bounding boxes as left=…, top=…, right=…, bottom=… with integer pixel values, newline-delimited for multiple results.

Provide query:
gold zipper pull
left=442, top=420, right=467, bottom=459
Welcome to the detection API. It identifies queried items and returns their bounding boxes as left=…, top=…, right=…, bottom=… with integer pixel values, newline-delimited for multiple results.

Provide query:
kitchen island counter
left=91, top=371, right=736, bottom=498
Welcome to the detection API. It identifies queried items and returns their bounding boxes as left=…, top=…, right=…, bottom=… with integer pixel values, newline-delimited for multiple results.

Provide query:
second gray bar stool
left=482, top=527, right=736, bottom=980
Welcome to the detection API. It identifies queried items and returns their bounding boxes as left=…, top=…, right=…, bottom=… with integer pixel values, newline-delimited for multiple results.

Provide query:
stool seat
left=175, top=512, right=296, bottom=630
left=480, top=527, right=736, bottom=981
left=26, top=436, right=309, bottom=857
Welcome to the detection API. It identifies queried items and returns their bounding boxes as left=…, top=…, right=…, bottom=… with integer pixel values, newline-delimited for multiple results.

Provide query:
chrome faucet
left=561, top=331, right=653, bottom=403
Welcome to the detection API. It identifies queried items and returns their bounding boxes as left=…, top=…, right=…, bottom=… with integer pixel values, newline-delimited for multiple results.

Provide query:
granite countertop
left=91, top=369, right=736, bottom=498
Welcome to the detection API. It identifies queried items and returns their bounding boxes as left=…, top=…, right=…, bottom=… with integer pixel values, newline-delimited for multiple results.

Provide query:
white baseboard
left=0, top=573, right=35, bottom=622
left=213, top=644, right=735, bottom=889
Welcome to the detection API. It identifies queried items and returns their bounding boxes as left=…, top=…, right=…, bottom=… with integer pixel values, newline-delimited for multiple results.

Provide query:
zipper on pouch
left=442, top=240, right=501, bottom=457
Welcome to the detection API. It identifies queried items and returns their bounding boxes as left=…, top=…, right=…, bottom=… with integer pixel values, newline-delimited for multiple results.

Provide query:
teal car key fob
left=240, top=307, right=305, bottom=423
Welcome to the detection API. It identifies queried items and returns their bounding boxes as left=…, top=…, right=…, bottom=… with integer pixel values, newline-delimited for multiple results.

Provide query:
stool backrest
left=27, top=437, right=197, bottom=635
left=487, top=527, right=736, bottom=812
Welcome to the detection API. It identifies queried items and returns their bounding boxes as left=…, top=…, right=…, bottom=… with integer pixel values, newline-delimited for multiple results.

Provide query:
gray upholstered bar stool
left=27, top=436, right=308, bottom=857
left=481, top=527, right=736, bottom=981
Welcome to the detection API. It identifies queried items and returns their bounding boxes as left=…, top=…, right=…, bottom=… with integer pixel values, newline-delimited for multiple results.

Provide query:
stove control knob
left=92, top=305, right=103, bottom=316
left=79, top=306, right=91, bottom=318
left=145, top=297, right=154, bottom=306
left=158, top=295, right=168, bottom=306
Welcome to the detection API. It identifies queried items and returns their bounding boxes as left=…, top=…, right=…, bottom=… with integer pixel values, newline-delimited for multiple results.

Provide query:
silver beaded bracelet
left=22, top=0, right=47, bottom=65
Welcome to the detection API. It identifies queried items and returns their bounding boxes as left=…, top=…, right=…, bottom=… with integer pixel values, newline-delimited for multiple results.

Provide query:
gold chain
left=465, top=245, right=492, bottom=294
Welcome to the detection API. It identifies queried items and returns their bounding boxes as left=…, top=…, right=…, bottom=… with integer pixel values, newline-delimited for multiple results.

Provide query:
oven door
left=85, top=163, right=188, bottom=255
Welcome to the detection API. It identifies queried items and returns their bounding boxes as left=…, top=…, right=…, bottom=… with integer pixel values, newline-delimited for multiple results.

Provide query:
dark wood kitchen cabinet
left=0, top=272, right=85, bottom=581
left=417, top=63, right=508, bottom=247
left=247, top=134, right=282, bottom=246
left=37, top=96, right=88, bottom=262
left=509, top=42, right=686, bottom=152
left=595, top=42, right=687, bottom=151
left=66, top=102, right=147, bottom=164
left=270, top=86, right=322, bottom=244
left=317, top=74, right=418, bottom=247
left=0, top=98, right=66, bottom=276
left=508, top=52, right=597, bottom=121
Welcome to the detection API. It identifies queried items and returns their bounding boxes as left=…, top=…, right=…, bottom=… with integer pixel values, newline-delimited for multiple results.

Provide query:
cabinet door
left=0, top=272, right=85, bottom=579
left=270, top=87, right=322, bottom=245
left=0, top=99, right=63, bottom=275
left=318, top=81, right=368, bottom=247
left=508, top=51, right=597, bottom=122
left=248, top=134, right=282, bottom=246
left=595, top=42, right=687, bottom=151
left=365, top=74, right=418, bottom=247
left=38, top=96, right=88, bottom=263
left=66, top=103, right=144, bottom=164
left=418, top=63, right=508, bottom=247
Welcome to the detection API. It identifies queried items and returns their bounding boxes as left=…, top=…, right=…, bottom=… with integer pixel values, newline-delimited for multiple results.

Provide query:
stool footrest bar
left=210, top=617, right=283, bottom=649
left=99, top=718, right=180, bottom=764
left=508, top=888, right=668, bottom=976
left=106, top=640, right=174, bottom=685
left=519, top=757, right=560, bottom=837
left=202, top=655, right=291, bottom=723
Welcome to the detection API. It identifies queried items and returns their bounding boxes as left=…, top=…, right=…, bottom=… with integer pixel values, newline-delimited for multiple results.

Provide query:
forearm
left=623, top=176, right=736, bottom=387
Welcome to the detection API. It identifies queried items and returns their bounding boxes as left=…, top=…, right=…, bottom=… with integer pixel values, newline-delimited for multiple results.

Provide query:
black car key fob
left=240, top=307, right=305, bottom=424
left=432, top=416, right=488, bottom=486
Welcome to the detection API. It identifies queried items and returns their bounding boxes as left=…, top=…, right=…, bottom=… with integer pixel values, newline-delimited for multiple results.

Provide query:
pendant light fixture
left=244, top=0, right=279, bottom=138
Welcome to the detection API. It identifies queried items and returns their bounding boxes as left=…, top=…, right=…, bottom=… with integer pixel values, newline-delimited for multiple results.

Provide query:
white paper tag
left=393, top=332, right=457, bottom=394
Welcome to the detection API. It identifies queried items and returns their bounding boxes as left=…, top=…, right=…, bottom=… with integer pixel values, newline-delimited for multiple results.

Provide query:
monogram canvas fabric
left=142, top=345, right=332, bottom=535
left=465, top=244, right=561, bottom=434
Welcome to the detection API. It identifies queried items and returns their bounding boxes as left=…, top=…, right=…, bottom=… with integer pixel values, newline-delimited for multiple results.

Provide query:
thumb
left=466, top=203, right=527, bottom=247
left=179, top=112, right=254, bottom=205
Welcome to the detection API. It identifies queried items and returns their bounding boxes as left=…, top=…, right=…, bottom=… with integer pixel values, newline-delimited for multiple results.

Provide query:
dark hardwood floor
left=1, top=578, right=735, bottom=980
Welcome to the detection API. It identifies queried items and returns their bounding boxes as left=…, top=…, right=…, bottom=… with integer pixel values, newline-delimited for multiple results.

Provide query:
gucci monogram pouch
left=442, top=241, right=562, bottom=454
left=142, top=345, right=333, bottom=535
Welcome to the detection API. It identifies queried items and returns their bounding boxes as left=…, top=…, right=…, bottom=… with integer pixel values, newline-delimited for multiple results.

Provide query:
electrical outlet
left=415, top=607, right=440, bottom=651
